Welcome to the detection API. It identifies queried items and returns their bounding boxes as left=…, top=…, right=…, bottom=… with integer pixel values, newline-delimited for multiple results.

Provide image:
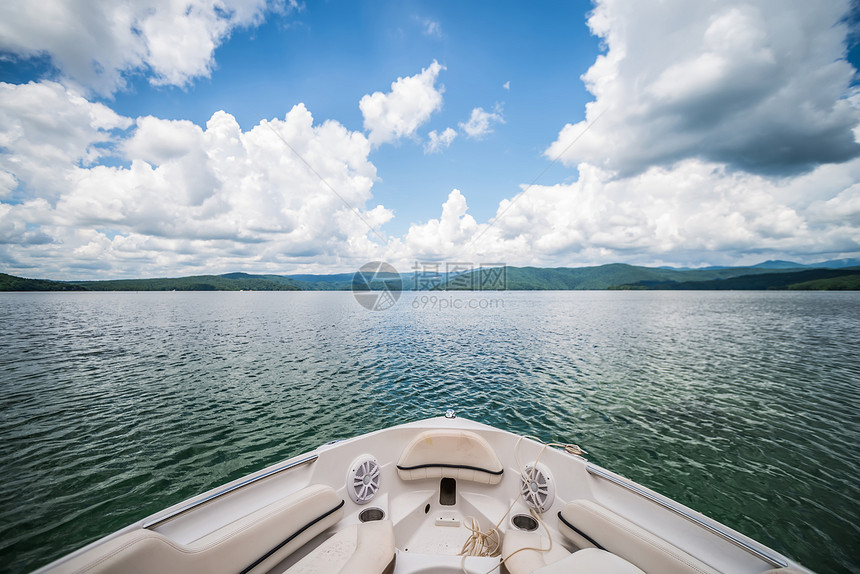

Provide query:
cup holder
left=511, top=514, right=539, bottom=531
left=359, top=507, right=385, bottom=522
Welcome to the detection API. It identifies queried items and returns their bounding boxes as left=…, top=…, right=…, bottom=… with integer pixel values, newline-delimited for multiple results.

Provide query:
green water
left=0, top=291, right=858, bottom=573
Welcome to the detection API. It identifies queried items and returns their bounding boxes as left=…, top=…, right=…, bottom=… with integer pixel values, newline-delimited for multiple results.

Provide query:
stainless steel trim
left=585, top=465, right=788, bottom=568
left=143, top=454, right=319, bottom=529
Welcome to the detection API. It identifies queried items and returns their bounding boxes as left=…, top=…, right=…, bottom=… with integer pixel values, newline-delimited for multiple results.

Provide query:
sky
left=0, top=0, right=859, bottom=279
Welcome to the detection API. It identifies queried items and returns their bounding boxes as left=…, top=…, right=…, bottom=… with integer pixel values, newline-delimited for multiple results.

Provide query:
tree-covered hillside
left=72, top=273, right=302, bottom=291
left=0, top=273, right=87, bottom=291
left=2, top=264, right=859, bottom=291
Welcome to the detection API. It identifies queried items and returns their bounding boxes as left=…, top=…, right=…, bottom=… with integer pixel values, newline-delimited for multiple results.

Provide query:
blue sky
left=1, top=0, right=859, bottom=278
left=105, top=1, right=598, bottom=232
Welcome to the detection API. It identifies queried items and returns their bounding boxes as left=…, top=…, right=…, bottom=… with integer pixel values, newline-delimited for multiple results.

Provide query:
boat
left=35, top=412, right=810, bottom=574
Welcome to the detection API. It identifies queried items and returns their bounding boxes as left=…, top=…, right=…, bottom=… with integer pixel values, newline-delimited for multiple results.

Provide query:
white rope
left=458, top=435, right=587, bottom=574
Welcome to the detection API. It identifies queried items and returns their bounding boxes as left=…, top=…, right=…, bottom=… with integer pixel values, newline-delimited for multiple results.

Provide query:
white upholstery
left=283, top=520, right=395, bottom=574
left=396, top=430, right=503, bottom=485
left=535, top=548, right=646, bottom=573
left=501, top=528, right=570, bottom=574
left=558, top=500, right=721, bottom=574
left=45, top=484, right=344, bottom=574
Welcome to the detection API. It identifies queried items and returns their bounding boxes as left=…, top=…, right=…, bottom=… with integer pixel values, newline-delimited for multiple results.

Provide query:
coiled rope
left=458, top=435, right=587, bottom=574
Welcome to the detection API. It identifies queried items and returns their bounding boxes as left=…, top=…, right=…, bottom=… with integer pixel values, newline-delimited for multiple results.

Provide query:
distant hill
left=2, top=263, right=859, bottom=291
left=443, top=263, right=807, bottom=291
left=0, top=273, right=86, bottom=291
left=72, top=273, right=302, bottom=291
left=787, top=274, right=860, bottom=290
left=286, top=271, right=435, bottom=291
left=614, top=268, right=860, bottom=290
left=750, top=258, right=860, bottom=269
left=750, top=260, right=807, bottom=269
left=814, top=258, right=860, bottom=269
left=285, top=273, right=355, bottom=284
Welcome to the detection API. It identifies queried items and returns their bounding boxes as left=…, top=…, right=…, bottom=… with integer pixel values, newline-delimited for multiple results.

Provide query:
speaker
left=520, top=462, right=555, bottom=512
left=348, top=455, right=381, bottom=504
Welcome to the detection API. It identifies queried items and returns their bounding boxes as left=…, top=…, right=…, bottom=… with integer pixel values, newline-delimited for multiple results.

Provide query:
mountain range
left=1, top=259, right=859, bottom=292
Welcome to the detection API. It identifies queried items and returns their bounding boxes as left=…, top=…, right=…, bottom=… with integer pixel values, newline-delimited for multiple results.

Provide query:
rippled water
left=0, top=291, right=858, bottom=573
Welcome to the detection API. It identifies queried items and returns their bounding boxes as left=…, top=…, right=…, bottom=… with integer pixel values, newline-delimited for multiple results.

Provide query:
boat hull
left=35, top=416, right=810, bottom=574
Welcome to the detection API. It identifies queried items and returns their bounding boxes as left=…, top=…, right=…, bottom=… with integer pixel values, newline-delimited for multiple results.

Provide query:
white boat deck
left=34, top=415, right=810, bottom=574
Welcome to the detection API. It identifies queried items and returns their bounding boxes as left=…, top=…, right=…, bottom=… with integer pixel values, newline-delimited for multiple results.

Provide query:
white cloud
left=547, top=0, right=860, bottom=176
left=399, top=158, right=860, bottom=268
left=0, top=81, right=131, bottom=199
left=422, top=19, right=442, bottom=38
left=459, top=106, right=504, bottom=139
left=0, top=82, right=395, bottom=278
left=503, top=81, right=510, bottom=91
left=424, top=128, right=457, bottom=154
left=403, top=189, right=478, bottom=259
left=3, top=2, right=860, bottom=278
left=0, top=0, right=275, bottom=95
left=5, top=79, right=857, bottom=278
left=359, top=61, right=445, bottom=146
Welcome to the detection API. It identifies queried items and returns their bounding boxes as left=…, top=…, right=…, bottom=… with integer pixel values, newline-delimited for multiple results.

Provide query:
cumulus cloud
left=0, top=81, right=132, bottom=199
left=0, top=0, right=276, bottom=95
left=459, top=106, right=504, bottom=139
left=5, top=79, right=857, bottom=278
left=547, top=0, right=860, bottom=176
left=0, top=81, right=393, bottom=278
left=3, top=2, right=860, bottom=278
left=424, top=128, right=457, bottom=154
left=398, top=158, right=860, bottom=268
left=403, top=189, right=478, bottom=259
left=359, top=60, right=445, bottom=146
left=406, top=0, right=860, bottom=268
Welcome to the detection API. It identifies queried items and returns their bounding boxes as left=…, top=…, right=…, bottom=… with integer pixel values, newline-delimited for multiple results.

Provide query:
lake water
left=0, top=291, right=858, bottom=573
